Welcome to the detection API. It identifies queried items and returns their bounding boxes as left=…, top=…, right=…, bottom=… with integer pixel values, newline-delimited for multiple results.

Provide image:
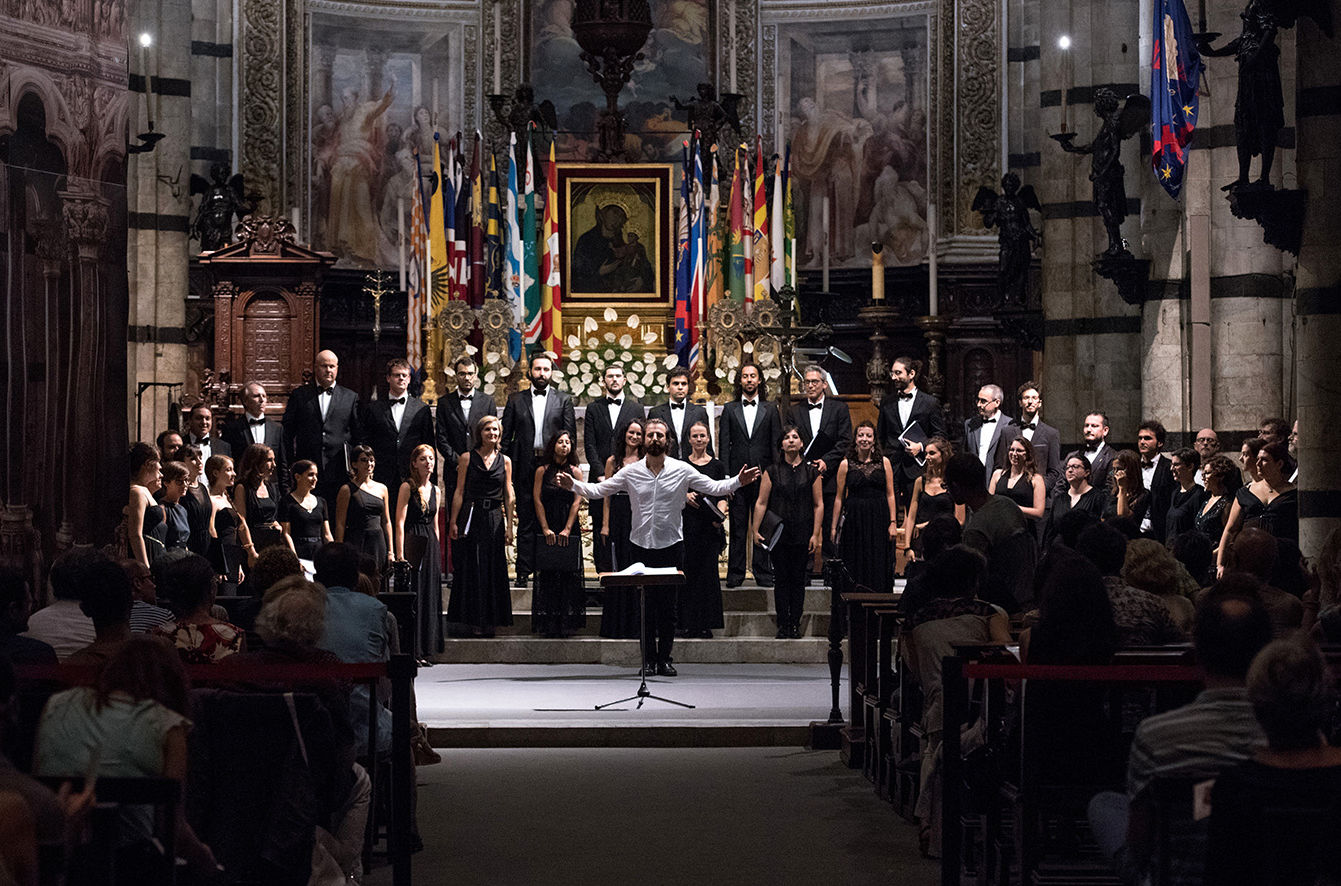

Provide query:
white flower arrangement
left=553, top=312, right=679, bottom=404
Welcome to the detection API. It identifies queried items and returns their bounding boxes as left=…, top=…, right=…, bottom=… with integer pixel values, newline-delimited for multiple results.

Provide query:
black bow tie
left=982, top=417, right=997, bottom=424
left=671, top=402, right=685, bottom=410
left=742, top=399, right=756, bottom=407
left=1085, top=444, right=1100, bottom=452
left=898, top=392, right=914, bottom=401
left=607, top=397, right=623, bottom=406
left=248, top=418, right=266, bottom=427
left=318, top=386, right=332, bottom=396
left=460, top=394, right=473, bottom=402
left=390, top=397, right=406, bottom=406
left=808, top=402, right=823, bottom=410
left=532, top=388, right=547, bottom=397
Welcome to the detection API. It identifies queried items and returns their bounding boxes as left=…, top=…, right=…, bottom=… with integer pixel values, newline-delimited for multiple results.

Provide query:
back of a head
left=98, top=636, right=190, bottom=716
left=249, top=546, right=303, bottom=596
left=48, top=546, right=109, bottom=603
left=1231, top=527, right=1278, bottom=581
left=919, top=516, right=964, bottom=561
left=1121, top=539, right=1181, bottom=596
left=944, top=453, right=987, bottom=494
left=157, top=554, right=217, bottom=615
left=1269, top=539, right=1307, bottom=598
left=1034, top=553, right=1118, bottom=663
left=1170, top=531, right=1214, bottom=587
left=1104, top=516, right=1141, bottom=541
left=79, top=561, right=134, bottom=629
left=313, top=542, right=360, bottom=591
left=0, top=569, right=28, bottom=631
left=1193, top=593, right=1273, bottom=681
left=1077, top=523, right=1127, bottom=577
left=255, top=579, right=327, bottom=649
left=926, top=545, right=987, bottom=601
left=1248, top=638, right=1333, bottom=751
left=1056, top=508, right=1099, bottom=550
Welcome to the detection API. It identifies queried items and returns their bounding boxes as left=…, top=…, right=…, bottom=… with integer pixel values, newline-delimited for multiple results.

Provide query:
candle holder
left=858, top=301, right=901, bottom=408
left=914, top=315, right=950, bottom=402
left=571, top=0, right=654, bottom=162
left=363, top=269, right=395, bottom=344
left=128, top=130, right=165, bottom=154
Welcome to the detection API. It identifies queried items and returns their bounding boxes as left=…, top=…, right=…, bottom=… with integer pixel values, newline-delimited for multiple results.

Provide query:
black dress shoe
left=657, top=661, right=677, bottom=677
left=775, top=628, right=787, bottom=639
left=698, top=629, right=713, bottom=639
left=725, top=579, right=742, bottom=588
left=789, top=626, right=802, bottom=639
left=643, top=661, right=659, bottom=675
left=756, top=578, right=774, bottom=588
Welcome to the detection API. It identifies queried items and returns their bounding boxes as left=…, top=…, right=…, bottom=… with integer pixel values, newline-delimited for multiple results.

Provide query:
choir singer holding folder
left=556, top=418, right=760, bottom=676
left=876, top=356, right=946, bottom=516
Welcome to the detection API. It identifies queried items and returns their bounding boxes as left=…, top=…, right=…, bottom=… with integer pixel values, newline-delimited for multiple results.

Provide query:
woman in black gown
left=1251, top=441, right=1298, bottom=544
left=831, top=421, right=897, bottom=593
left=599, top=420, right=644, bottom=639
left=176, top=444, right=212, bottom=556
left=532, top=430, right=586, bottom=638
left=397, top=443, right=447, bottom=656
left=207, top=454, right=256, bottom=590
left=1164, top=448, right=1208, bottom=544
left=446, top=418, right=514, bottom=639
left=1217, top=438, right=1271, bottom=577
left=127, top=442, right=162, bottom=569
left=1196, top=454, right=1237, bottom=551
left=278, top=459, right=333, bottom=563
left=680, top=421, right=727, bottom=638
left=752, top=425, right=823, bottom=639
left=902, top=437, right=963, bottom=560
left=233, top=443, right=283, bottom=551
left=1104, top=449, right=1150, bottom=527
left=1044, top=453, right=1106, bottom=548
left=990, top=437, right=1047, bottom=537
left=336, top=445, right=392, bottom=566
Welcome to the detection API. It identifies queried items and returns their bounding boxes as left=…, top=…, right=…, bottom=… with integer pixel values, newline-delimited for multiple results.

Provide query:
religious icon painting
left=769, top=8, right=932, bottom=269
left=558, top=164, right=674, bottom=307
left=308, top=10, right=462, bottom=269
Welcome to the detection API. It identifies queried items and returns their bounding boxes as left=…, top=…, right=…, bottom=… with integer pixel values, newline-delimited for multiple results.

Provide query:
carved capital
left=60, top=193, right=109, bottom=260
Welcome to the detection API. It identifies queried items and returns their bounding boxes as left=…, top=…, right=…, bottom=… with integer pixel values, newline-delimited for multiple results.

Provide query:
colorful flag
left=740, top=147, right=753, bottom=305
left=752, top=136, right=769, bottom=304
left=728, top=147, right=747, bottom=304
left=452, top=137, right=471, bottom=302
left=485, top=148, right=503, bottom=301
left=1151, top=0, right=1202, bottom=198
left=770, top=154, right=784, bottom=291
left=406, top=149, right=428, bottom=372
left=428, top=135, right=450, bottom=309
left=706, top=149, right=725, bottom=313
left=674, top=141, right=693, bottom=365
left=540, top=139, right=562, bottom=360
left=469, top=133, right=485, bottom=306
left=687, top=142, right=706, bottom=371
left=522, top=131, right=541, bottom=345
left=504, top=133, right=523, bottom=360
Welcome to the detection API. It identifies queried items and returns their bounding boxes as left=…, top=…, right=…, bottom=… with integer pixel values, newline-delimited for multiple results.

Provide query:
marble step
left=488, top=611, right=832, bottom=638
left=506, top=584, right=834, bottom=614
left=432, top=635, right=843, bottom=665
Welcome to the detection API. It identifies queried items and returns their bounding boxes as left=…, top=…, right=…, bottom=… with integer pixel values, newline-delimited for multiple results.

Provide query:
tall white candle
left=728, top=0, right=737, bottom=93
left=927, top=202, right=938, bottom=316
left=138, top=34, right=151, bottom=129
left=493, top=2, right=502, bottom=94
left=398, top=198, right=407, bottom=289
left=821, top=194, right=830, bottom=292
left=1058, top=36, right=1072, bottom=133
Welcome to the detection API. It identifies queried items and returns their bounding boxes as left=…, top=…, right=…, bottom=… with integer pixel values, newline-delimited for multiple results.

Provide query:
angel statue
left=492, top=83, right=559, bottom=146
left=973, top=173, right=1042, bottom=304
left=1199, top=0, right=1332, bottom=191
left=1055, top=89, right=1151, bottom=258
left=189, top=163, right=257, bottom=252
left=669, top=83, right=743, bottom=167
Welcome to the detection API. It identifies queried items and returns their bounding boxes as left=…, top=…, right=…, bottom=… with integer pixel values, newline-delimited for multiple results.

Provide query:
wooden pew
left=839, top=591, right=899, bottom=769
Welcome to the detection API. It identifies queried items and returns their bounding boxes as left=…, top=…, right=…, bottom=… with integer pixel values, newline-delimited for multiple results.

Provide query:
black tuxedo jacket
left=964, top=413, right=1020, bottom=483
left=719, top=398, right=782, bottom=474
left=362, top=396, right=435, bottom=488
left=183, top=433, right=232, bottom=462
left=876, top=390, right=946, bottom=483
left=1057, top=442, right=1117, bottom=496
left=789, top=398, right=853, bottom=488
left=435, top=389, right=498, bottom=488
left=501, top=386, right=577, bottom=478
left=221, top=416, right=288, bottom=490
left=647, top=400, right=714, bottom=460
left=583, top=395, right=645, bottom=477
left=282, top=383, right=361, bottom=481
left=1011, top=418, right=1063, bottom=491
left=1146, top=453, right=1176, bottom=541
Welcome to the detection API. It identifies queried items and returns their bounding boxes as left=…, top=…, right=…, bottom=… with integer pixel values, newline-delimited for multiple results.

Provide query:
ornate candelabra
left=363, top=270, right=395, bottom=344
left=570, top=0, right=653, bottom=161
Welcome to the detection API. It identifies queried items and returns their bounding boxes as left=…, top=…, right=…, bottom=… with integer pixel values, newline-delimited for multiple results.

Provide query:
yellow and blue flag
left=1151, top=0, right=1202, bottom=199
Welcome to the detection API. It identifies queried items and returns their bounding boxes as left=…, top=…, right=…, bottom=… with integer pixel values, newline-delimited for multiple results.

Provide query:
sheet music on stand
left=898, top=420, right=929, bottom=467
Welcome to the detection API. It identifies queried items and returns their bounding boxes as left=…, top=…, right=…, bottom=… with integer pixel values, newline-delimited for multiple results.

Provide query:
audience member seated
left=902, top=545, right=1011, bottom=858
left=1087, top=593, right=1272, bottom=885
left=313, top=543, right=391, bottom=755
left=151, top=555, right=244, bottom=663
left=898, top=516, right=963, bottom=622
left=1079, top=524, right=1184, bottom=646
left=1205, top=638, right=1341, bottom=885
left=1225, top=527, right=1303, bottom=638
left=1169, top=530, right=1214, bottom=589
left=34, top=638, right=221, bottom=879
left=1, top=571, right=57, bottom=666
left=1021, top=553, right=1119, bottom=665
left=233, top=545, right=304, bottom=645
left=225, top=577, right=370, bottom=882
left=946, top=452, right=1032, bottom=611
left=65, top=560, right=136, bottom=669
left=118, top=559, right=174, bottom=635
left=1121, top=539, right=1199, bottom=633
left=22, top=549, right=98, bottom=661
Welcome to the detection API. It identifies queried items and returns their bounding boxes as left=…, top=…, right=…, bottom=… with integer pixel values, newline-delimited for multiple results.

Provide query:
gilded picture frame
left=558, top=163, right=673, bottom=306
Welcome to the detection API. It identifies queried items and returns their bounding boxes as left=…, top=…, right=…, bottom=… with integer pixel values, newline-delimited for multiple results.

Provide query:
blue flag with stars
left=1151, top=0, right=1202, bottom=198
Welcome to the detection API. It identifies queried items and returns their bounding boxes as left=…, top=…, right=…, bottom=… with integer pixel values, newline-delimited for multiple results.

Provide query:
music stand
left=595, top=571, right=695, bottom=710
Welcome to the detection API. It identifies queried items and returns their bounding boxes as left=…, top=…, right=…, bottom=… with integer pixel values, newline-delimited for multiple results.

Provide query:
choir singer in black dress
left=680, top=422, right=727, bottom=638
left=753, top=426, right=823, bottom=639
left=830, top=422, right=897, bottom=593
left=532, top=430, right=585, bottom=638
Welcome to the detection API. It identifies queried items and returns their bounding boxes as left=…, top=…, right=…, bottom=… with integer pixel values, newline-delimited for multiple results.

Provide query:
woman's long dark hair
left=1030, top=554, right=1118, bottom=664
left=847, top=420, right=883, bottom=464
left=542, top=430, right=580, bottom=485
left=611, top=420, right=645, bottom=473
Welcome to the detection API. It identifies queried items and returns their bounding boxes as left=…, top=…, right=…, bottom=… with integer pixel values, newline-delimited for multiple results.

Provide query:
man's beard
left=645, top=440, right=667, bottom=457
left=530, top=376, right=548, bottom=390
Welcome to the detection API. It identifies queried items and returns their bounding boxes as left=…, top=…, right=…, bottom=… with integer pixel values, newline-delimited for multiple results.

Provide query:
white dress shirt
left=190, top=434, right=214, bottom=462
left=977, top=415, right=998, bottom=465
left=244, top=412, right=267, bottom=445
left=1140, top=452, right=1163, bottom=533
left=805, top=398, right=824, bottom=441
left=897, top=387, right=916, bottom=427
left=668, top=399, right=688, bottom=441
left=569, top=457, right=742, bottom=549
left=1019, top=415, right=1038, bottom=441
left=741, top=397, right=759, bottom=435
left=318, top=385, right=333, bottom=420
left=457, top=389, right=474, bottom=426
left=606, top=396, right=624, bottom=430
left=530, top=387, right=548, bottom=450
left=389, top=395, right=406, bottom=431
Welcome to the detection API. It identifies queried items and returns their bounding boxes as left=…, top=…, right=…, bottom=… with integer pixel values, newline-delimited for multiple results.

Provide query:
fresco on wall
left=777, top=14, right=929, bottom=268
left=309, top=14, right=456, bottom=267
left=530, top=0, right=713, bottom=162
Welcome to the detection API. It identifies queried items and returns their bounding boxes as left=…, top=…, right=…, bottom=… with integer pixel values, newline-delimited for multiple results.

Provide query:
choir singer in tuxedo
left=789, top=364, right=852, bottom=562
left=584, top=364, right=644, bottom=573
left=362, top=358, right=435, bottom=489
left=720, top=361, right=780, bottom=587
left=647, top=366, right=713, bottom=459
left=282, top=349, right=361, bottom=507
left=876, top=356, right=945, bottom=516
left=501, top=353, right=576, bottom=585
left=223, top=381, right=287, bottom=491
left=963, top=384, right=1019, bottom=485
left=436, top=356, right=497, bottom=509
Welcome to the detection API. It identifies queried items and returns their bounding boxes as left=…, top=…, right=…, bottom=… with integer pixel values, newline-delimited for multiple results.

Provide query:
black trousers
left=590, top=498, right=612, bottom=573
left=631, top=542, right=683, bottom=664
left=513, top=456, right=538, bottom=579
left=771, top=541, right=809, bottom=631
left=726, top=484, right=772, bottom=584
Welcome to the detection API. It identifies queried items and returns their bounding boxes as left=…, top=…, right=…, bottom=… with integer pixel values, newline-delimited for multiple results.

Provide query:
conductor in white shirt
left=558, top=417, right=760, bottom=676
